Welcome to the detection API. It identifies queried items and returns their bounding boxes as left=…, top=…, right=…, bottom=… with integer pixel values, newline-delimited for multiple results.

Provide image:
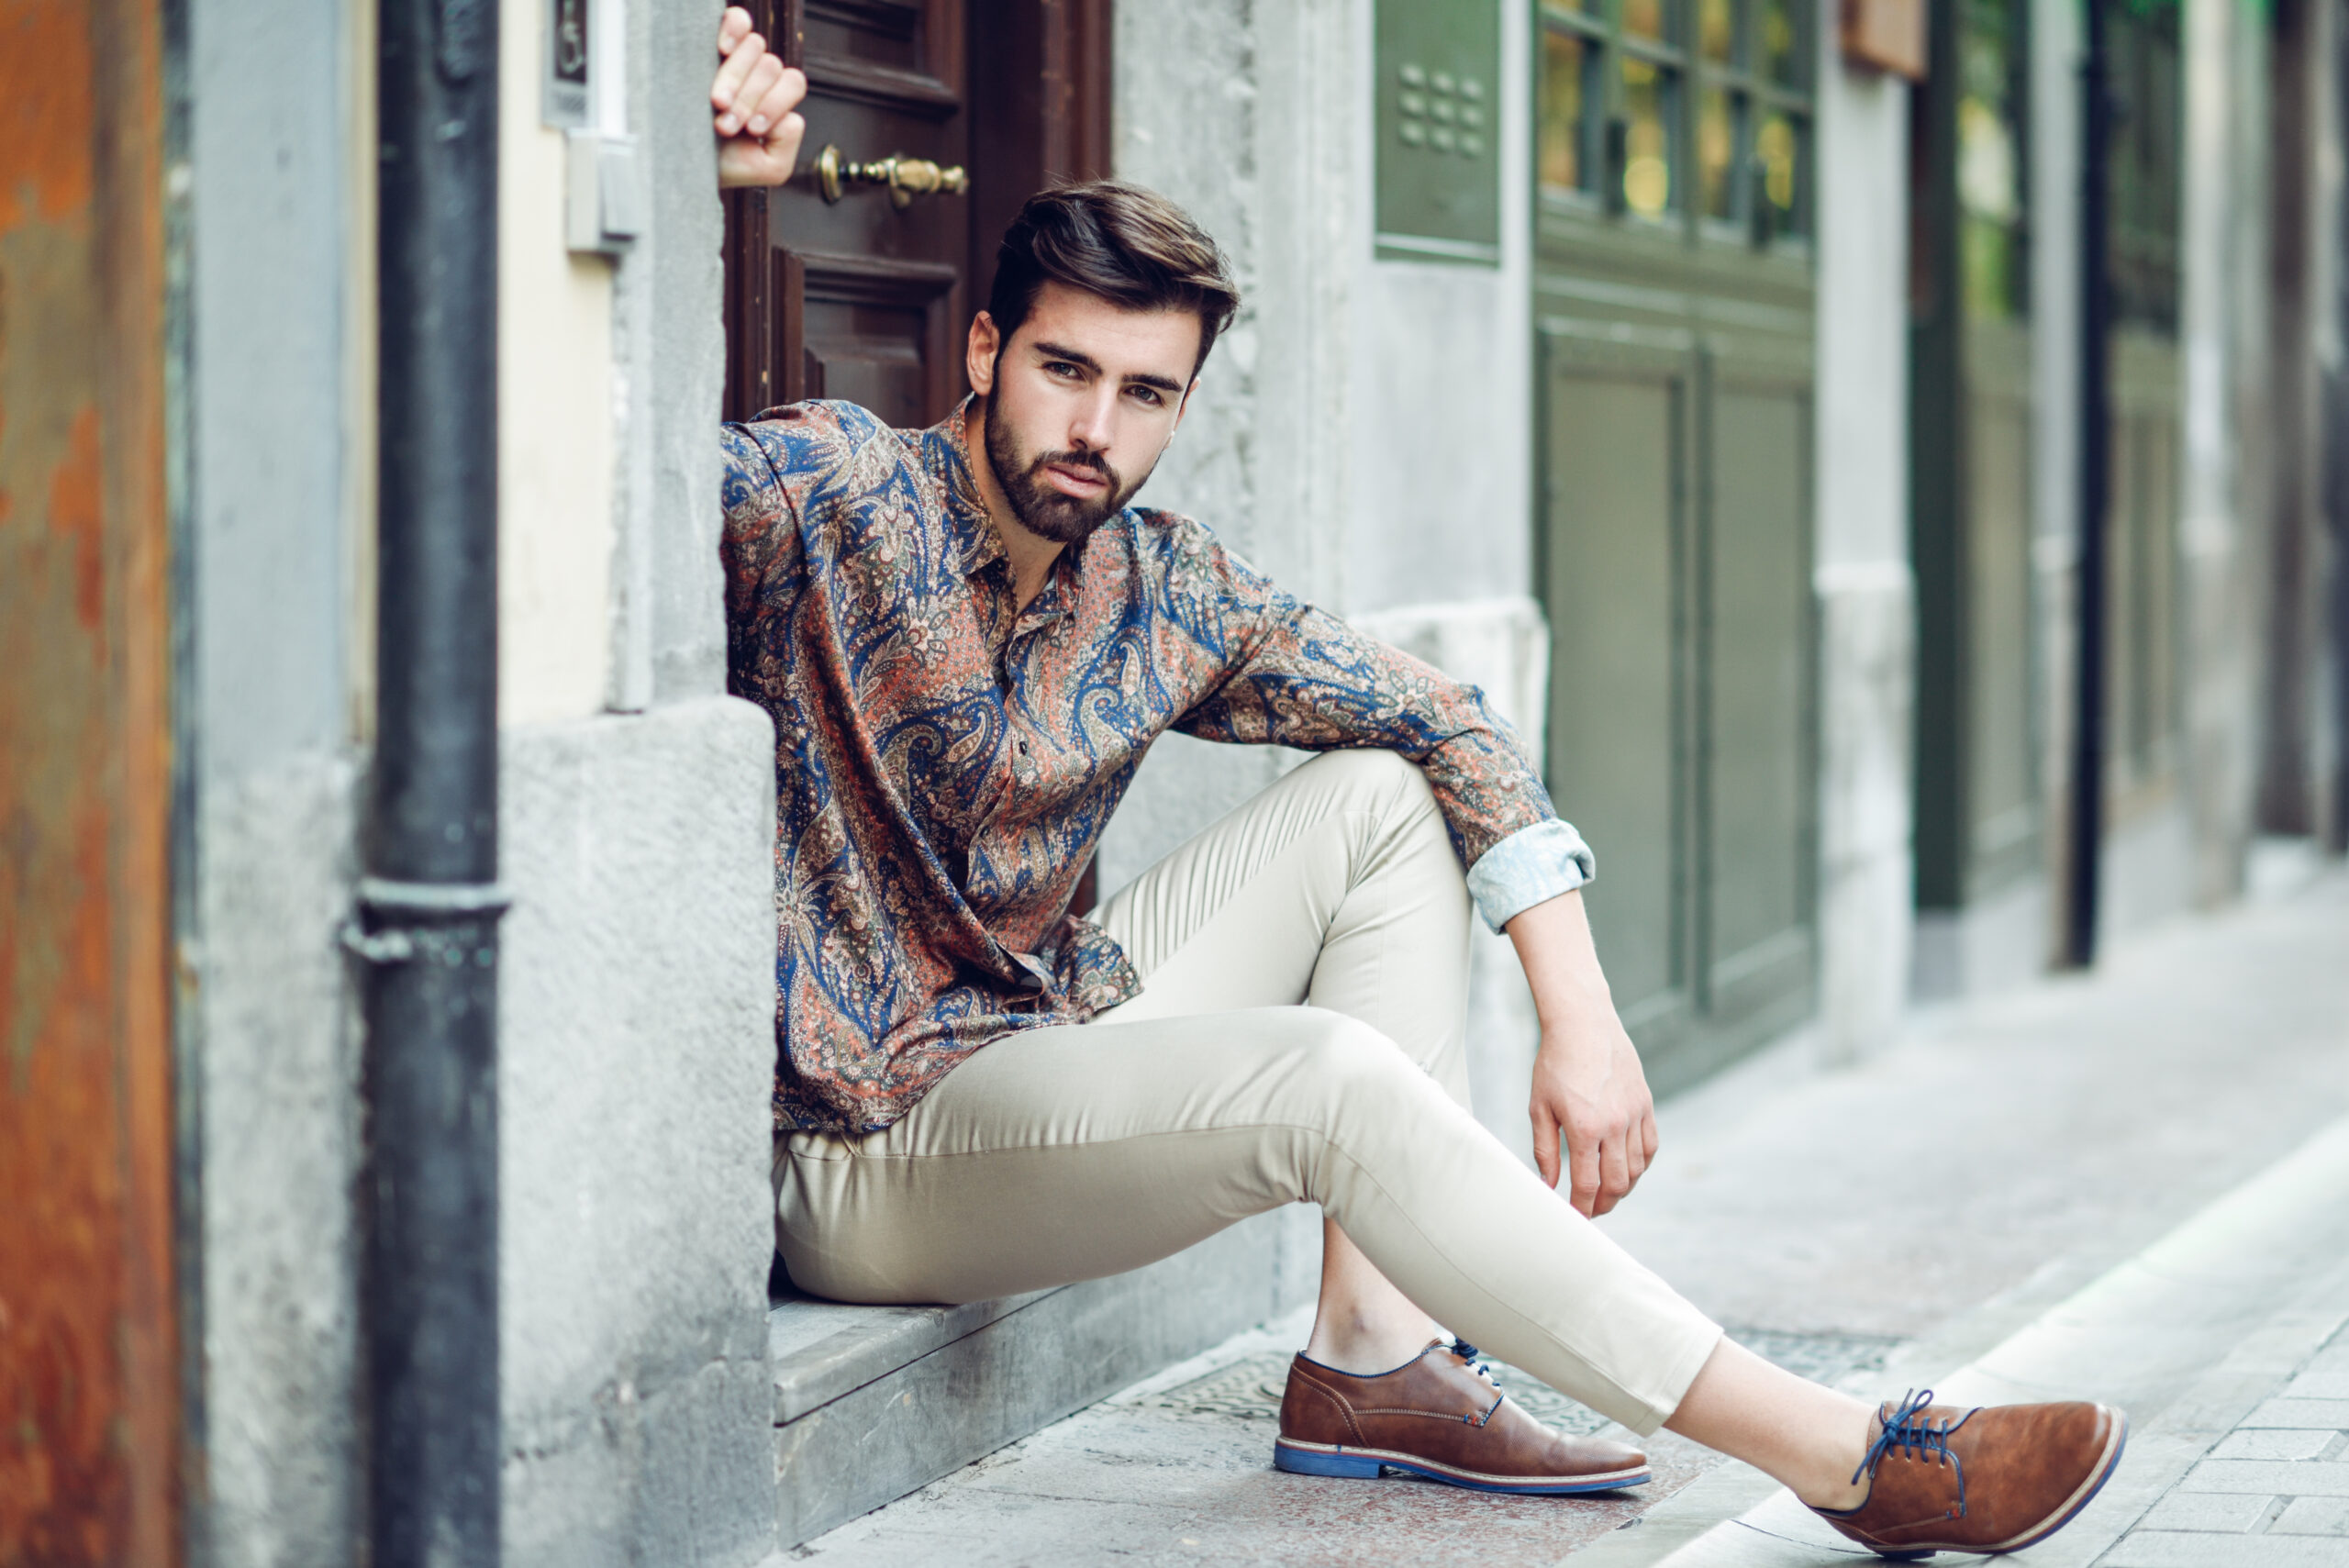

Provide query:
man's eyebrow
left=1030, top=339, right=1186, bottom=395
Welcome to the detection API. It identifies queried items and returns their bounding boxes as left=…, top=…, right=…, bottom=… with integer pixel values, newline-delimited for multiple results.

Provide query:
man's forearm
left=1505, top=890, right=1618, bottom=1031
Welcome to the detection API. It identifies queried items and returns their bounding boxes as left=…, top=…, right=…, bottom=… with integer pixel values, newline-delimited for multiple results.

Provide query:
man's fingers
left=1568, top=1139, right=1601, bottom=1218
left=763, top=112, right=807, bottom=173
left=1642, top=1109, right=1660, bottom=1164
left=1593, top=1130, right=1632, bottom=1216
left=736, top=56, right=785, bottom=133
left=733, top=54, right=784, bottom=127
left=747, top=65, right=807, bottom=136
left=718, top=6, right=754, bottom=53
left=1531, top=1102, right=1563, bottom=1190
left=712, top=30, right=767, bottom=127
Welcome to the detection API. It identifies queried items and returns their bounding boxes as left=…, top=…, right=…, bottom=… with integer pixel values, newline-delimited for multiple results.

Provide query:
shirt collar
left=926, top=395, right=1008, bottom=579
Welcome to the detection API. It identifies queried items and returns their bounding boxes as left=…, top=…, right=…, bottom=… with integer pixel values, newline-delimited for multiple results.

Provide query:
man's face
left=967, top=281, right=1199, bottom=544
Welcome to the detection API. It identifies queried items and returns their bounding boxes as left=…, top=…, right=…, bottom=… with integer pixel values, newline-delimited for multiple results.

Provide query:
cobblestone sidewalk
left=2103, top=1319, right=2349, bottom=1565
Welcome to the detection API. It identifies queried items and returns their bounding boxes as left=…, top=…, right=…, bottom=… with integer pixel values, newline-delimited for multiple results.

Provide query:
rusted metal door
left=0, top=0, right=182, bottom=1562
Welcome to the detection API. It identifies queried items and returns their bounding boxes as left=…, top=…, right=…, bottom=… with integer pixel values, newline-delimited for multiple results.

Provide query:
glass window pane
left=1624, top=0, right=1666, bottom=44
left=1756, top=106, right=1804, bottom=234
left=1761, top=0, right=1800, bottom=84
left=1541, top=30, right=1590, bottom=192
left=1698, top=87, right=1741, bottom=219
left=1622, top=58, right=1675, bottom=217
left=1699, top=0, right=1734, bottom=62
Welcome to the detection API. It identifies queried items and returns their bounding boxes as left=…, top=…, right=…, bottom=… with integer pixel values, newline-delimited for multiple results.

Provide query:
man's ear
left=966, top=312, right=1002, bottom=396
left=1172, top=375, right=1200, bottom=432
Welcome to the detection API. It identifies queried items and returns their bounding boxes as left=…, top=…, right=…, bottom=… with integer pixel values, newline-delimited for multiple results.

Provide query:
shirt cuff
left=1465, top=818, right=1596, bottom=934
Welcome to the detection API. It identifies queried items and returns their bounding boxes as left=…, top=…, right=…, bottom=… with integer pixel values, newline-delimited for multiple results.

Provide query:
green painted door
left=1535, top=0, right=1818, bottom=1092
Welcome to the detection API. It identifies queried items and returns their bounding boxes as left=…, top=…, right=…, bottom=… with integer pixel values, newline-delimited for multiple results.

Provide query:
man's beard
left=982, top=396, right=1149, bottom=545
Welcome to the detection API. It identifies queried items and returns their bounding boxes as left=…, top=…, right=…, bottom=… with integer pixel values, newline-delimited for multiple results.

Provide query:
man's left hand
left=1507, top=890, right=1660, bottom=1218
left=1528, top=1011, right=1657, bottom=1218
left=713, top=6, right=807, bottom=190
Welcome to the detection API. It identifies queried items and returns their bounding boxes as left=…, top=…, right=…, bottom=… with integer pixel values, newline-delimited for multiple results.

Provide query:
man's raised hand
left=714, top=6, right=807, bottom=189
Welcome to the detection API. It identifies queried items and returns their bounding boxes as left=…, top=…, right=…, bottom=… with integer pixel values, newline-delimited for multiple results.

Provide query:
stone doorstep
left=767, top=1207, right=1311, bottom=1549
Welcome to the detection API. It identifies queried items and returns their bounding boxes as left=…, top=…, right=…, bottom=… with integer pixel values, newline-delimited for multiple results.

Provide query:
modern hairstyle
left=985, top=181, right=1242, bottom=376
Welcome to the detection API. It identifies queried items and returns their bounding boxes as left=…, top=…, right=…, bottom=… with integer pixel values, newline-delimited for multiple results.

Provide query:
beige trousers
left=774, top=750, right=1722, bottom=1433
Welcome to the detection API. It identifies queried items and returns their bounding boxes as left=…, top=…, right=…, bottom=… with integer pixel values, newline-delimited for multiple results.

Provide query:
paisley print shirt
left=721, top=398, right=1586, bottom=1134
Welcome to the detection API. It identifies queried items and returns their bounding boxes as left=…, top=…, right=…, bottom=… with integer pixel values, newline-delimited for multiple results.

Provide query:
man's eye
left=1128, top=385, right=1163, bottom=406
left=1045, top=361, right=1081, bottom=379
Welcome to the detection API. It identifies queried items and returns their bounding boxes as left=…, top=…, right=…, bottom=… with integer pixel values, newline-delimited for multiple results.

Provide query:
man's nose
left=1067, top=384, right=1119, bottom=451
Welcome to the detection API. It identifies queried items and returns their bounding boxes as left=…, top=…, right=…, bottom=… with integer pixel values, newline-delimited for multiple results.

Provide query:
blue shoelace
left=1450, top=1340, right=1505, bottom=1424
left=1854, top=1388, right=1967, bottom=1517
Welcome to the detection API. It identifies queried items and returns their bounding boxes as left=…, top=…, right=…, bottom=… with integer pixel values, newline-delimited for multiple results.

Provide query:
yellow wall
left=498, top=0, right=616, bottom=725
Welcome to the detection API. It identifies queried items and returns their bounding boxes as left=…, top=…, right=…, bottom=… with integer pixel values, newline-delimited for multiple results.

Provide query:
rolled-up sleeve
left=1464, top=817, right=1596, bottom=932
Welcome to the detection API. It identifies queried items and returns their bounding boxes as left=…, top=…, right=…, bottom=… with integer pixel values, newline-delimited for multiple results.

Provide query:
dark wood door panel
left=803, top=0, right=962, bottom=112
left=797, top=252, right=960, bottom=425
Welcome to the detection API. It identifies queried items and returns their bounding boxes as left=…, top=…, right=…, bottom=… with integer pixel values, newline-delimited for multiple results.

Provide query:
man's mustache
left=1029, top=449, right=1119, bottom=490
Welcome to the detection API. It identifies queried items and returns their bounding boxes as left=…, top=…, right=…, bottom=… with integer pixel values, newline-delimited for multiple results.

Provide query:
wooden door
left=723, top=0, right=1112, bottom=428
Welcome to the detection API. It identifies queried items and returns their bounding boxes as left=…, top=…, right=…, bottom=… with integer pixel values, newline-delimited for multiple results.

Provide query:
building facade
left=4, top=0, right=2341, bottom=1562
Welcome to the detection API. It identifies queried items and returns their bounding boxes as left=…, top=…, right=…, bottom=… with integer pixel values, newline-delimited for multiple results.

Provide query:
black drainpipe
left=2065, top=0, right=2112, bottom=967
left=360, top=0, right=502, bottom=1562
left=2331, top=9, right=2349, bottom=858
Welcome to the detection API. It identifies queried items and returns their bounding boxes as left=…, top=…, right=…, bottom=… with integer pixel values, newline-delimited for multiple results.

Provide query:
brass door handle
left=815, top=145, right=970, bottom=208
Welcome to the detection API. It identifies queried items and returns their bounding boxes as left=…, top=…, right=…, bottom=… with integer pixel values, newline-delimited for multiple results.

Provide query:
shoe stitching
left=1288, top=1370, right=1365, bottom=1445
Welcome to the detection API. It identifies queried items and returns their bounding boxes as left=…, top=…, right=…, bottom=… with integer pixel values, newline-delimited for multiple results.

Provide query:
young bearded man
left=706, top=14, right=2124, bottom=1556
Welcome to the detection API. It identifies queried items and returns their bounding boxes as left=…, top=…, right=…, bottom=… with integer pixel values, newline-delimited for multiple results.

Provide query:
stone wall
left=185, top=0, right=370, bottom=1557
left=1811, top=54, right=1916, bottom=1065
left=497, top=701, right=777, bottom=1568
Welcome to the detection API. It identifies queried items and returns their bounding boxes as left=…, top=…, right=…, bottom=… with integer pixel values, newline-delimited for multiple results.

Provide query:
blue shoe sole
left=1273, top=1440, right=1651, bottom=1495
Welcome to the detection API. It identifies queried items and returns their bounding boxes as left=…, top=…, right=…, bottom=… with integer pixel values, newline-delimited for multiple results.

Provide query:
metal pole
left=2331, top=0, right=2349, bottom=857
left=2066, top=0, right=2112, bottom=966
left=364, top=0, right=502, bottom=1562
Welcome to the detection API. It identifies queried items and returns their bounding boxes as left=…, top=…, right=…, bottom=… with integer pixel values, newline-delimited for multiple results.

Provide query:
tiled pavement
left=2101, top=1325, right=2349, bottom=1566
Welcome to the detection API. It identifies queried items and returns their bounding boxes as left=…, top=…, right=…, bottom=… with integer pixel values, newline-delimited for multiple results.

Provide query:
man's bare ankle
left=1303, top=1313, right=1442, bottom=1377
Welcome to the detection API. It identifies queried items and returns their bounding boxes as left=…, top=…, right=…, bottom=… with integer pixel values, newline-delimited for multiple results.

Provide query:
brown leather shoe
left=1273, top=1340, right=1651, bottom=1495
left=1810, top=1390, right=2128, bottom=1559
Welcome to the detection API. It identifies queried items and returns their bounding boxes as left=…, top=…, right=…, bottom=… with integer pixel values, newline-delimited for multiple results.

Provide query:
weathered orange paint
left=50, top=409, right=107, bottom=632
left=0, top=0, right=179, bottom=1562
left=0, top=0, right=96, bottom=228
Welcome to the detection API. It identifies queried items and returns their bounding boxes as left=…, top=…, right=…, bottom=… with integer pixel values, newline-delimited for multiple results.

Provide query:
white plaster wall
left=499, top=0, right=618, bottom=726
left=1347, top=0, right=1535, bottom=615
left=2176, top=0, right=2264, bottom=908
left=1810, top=38, right=1916, bottom=1067
left=2029, top=0, right=2082, bottom=970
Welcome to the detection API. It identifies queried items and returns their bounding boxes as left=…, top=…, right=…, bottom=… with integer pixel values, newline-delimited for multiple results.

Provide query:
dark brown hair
left=985, top=181, right=1242, bottom=376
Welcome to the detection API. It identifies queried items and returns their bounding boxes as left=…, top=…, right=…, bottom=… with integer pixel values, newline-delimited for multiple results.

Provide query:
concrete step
left=767, top=1205, right=1317, bottom=1546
